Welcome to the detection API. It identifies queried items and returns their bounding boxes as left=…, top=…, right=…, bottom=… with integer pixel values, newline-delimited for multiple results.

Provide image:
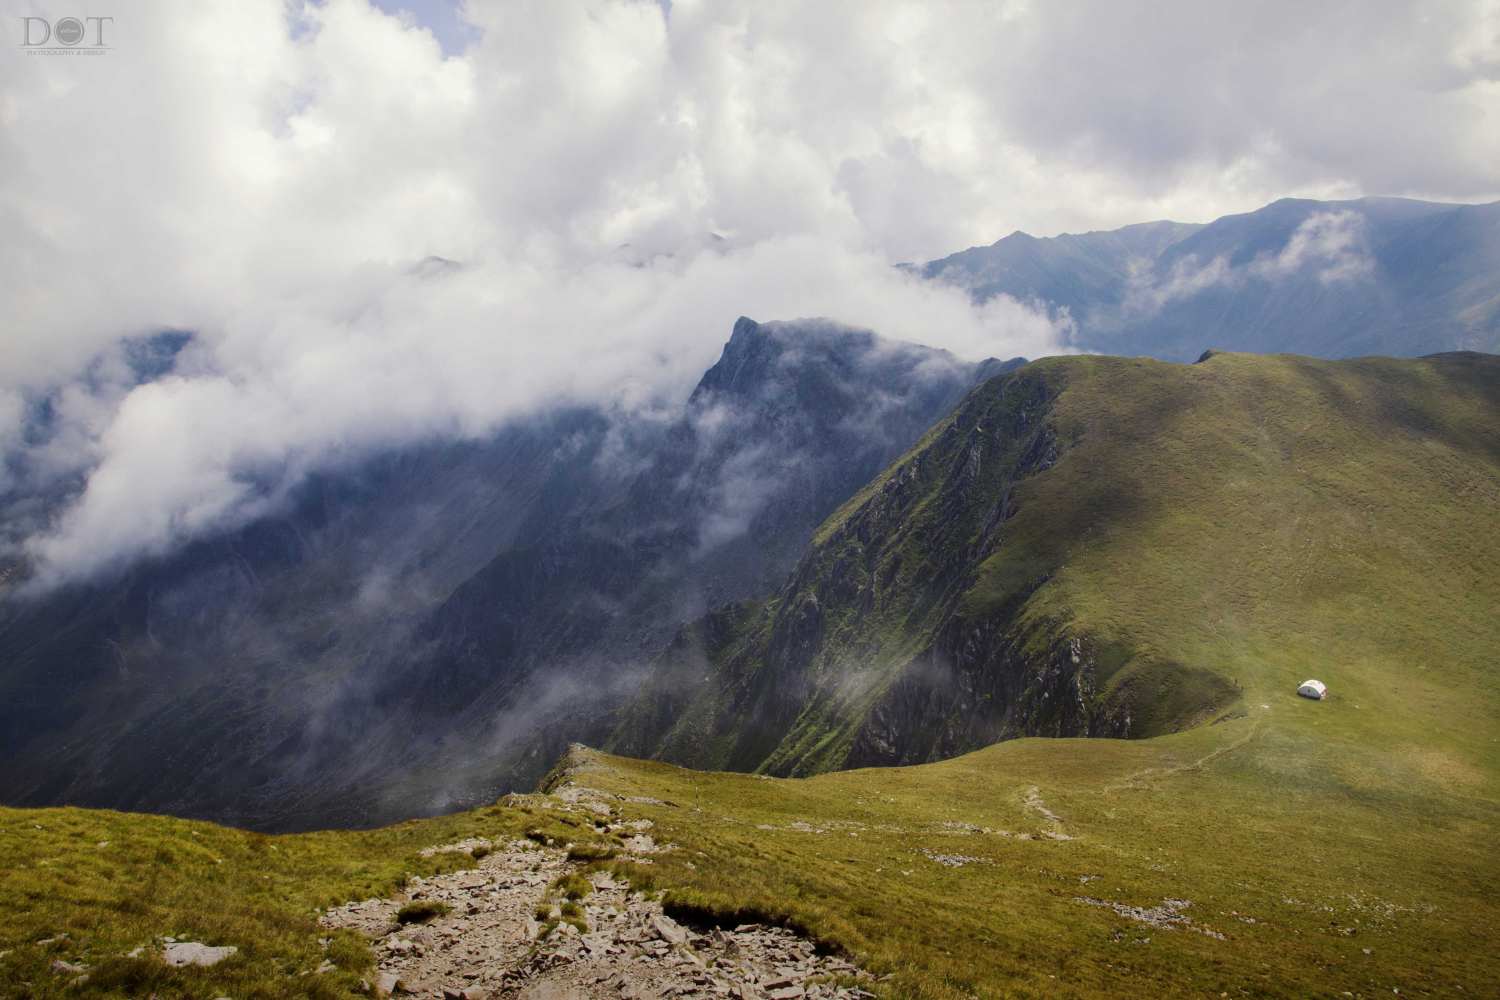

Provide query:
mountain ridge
left=920, top=196, right=1500, bottom=359
left=610, top=348, right=1500, bottom=776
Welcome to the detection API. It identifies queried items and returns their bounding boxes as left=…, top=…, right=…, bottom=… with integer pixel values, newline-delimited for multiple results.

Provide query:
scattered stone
left=323, top=833, right=873, bottom=1000
left=621, top=834, right=666, bottom=855
left=162, top=941, right=239, bottom=967
left=919, top=848, right=986, bottom=867
left=49, top=959, right=86, bottom=975
left=1075, top=896, right=1225, bottom=940
left=651, top=914, right=688, bottom=946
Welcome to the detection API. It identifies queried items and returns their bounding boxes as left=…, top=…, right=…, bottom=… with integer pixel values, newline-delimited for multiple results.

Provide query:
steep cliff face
left=608, top=361, right=1184, bottom=774
left=396, top=317, right=1002, bottom=722
left=847, top=622, right=1126, bottom=769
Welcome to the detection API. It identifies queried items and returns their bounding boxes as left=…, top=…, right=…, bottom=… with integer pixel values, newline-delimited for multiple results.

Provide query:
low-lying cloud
left=1126, top=211, right=1377, bottom=314
left=1251, top=211, right=1376, bottom=285
left=7, top=238, right=1067, bottom=588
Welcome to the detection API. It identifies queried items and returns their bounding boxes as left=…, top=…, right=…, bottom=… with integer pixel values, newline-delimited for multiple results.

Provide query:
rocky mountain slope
left=611, top=349, right=1500, bottom=777
left=0, top=319, right=1012, bottom=830
left=919, top=196, right=1500, bottom=359
left=0, top=406, right=617, bottom=826
left=357, top=319, right=1019, bottom=821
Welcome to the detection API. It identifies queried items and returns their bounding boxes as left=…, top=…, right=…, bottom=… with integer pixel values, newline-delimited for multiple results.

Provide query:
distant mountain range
left=915, top=196, right=1500, bottom=360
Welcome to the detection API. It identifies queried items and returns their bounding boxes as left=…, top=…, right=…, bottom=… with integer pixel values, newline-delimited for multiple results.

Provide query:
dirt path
left=1102, top=714, right=1265, bottom=794
left=323, top=812, right=873, bottom=999
left=1021, top=786, right=1072, bottom=840
left=322, top=838, right=563, bottom=997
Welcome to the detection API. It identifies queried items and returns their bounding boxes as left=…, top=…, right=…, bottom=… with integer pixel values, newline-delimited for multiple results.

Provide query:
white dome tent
left=1298, top=679, right=1327, bottom=700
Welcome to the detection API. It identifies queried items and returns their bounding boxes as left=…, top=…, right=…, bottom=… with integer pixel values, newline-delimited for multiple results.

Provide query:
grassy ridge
left=988, top=351, right=1500, bottom=765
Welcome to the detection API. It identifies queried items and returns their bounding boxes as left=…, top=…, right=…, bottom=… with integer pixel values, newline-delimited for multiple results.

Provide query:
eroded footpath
left=321, top=789, right=874, bottom=1000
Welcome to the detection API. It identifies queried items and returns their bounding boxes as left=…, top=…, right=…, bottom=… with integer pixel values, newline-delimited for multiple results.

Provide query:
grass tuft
left=550, top=872, right=593, bottom=901
left=566, top=843, right=616, bottom=863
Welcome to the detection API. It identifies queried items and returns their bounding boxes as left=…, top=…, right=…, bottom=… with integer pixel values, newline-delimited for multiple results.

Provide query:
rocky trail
left=322, top=792, right=873, bottom=1000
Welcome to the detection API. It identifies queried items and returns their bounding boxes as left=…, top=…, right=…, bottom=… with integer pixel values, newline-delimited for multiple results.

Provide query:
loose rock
left=323, top=835, right=872, bottom=1000
left=162, top=941, right=239, bottom=967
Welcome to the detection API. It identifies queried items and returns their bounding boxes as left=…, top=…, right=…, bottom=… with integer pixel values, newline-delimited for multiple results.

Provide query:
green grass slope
left=966, top=349, right=1500, bottom=759
left=558, top=713, right=1500, bottom=998
left=0, top=801, right=605, bottom=998
left=610, top=351, right=1500, bottom=785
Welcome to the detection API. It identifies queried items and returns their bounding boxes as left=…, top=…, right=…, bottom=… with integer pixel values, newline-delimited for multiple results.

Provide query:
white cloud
left=1251, top=211, right=1376, bottom=285
left=1124, top=210, right=1378, bottom=314
left=0, top=389, right=21, bottom=494
left=0, top=0, right=1495, bottom=584
left=1124, top=253, right=1237, bottom=315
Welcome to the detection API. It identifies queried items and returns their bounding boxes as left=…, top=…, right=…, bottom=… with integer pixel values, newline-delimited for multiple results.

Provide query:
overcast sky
left=2, top=0, right=1497, bottom=584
